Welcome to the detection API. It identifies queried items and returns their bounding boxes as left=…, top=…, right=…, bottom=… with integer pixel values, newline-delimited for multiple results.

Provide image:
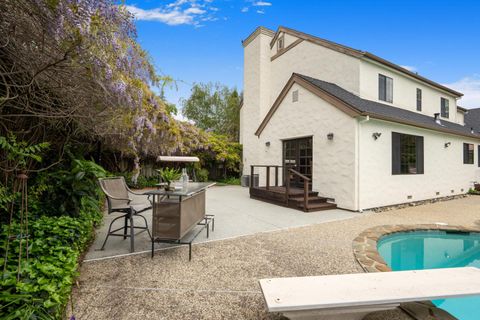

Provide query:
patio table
left=144, top=182, right=215, bottom=260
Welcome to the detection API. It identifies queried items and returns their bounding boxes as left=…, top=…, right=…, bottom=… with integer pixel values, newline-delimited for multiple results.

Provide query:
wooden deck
left=250, top=186, right=337, bottom=212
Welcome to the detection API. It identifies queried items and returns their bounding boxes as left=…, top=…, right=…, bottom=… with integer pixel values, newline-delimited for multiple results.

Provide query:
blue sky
left=125, top=0, right=480, bottom=110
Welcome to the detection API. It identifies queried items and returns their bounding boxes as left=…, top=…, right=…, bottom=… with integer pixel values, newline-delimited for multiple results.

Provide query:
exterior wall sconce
left=327, top=133, right=334, bottom=140
left=265, top=141, right=271, bottom=147
left=444, top=142, right=451, bottom=148
left=372, top=132, right=382, bottom=140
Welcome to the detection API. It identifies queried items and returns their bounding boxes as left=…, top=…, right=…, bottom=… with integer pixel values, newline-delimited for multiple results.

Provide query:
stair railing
left=286, top=168, right=310, bottom=210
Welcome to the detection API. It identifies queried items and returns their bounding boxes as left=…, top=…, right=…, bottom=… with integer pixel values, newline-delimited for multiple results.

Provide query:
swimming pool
left=377, top=230, right=480, bottom=320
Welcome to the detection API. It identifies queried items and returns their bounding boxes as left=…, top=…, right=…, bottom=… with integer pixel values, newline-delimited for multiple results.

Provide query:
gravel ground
left=70, top=195, right=480, bottom=320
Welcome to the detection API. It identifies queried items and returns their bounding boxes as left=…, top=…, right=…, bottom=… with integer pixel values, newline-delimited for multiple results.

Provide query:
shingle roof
left=464, top=108, right=480, bottom=133
left=296, top=73, right=480, bottom=139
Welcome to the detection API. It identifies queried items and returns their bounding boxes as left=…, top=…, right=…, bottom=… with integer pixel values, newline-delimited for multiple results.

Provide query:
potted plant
left=158, top=167, right=181, bottom=191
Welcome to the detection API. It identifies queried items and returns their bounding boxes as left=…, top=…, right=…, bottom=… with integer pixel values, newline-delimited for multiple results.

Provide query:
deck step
left=288, top=191, right=319, bottom=198
left=288, top=197, right=327, bottom=204
left=249, top=186, right=337, bottom=212
left=299, top=202, right=337, bottom=212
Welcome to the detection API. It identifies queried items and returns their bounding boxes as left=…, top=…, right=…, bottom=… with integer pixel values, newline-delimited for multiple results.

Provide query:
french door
left=282, top=137, right=313, bottom=189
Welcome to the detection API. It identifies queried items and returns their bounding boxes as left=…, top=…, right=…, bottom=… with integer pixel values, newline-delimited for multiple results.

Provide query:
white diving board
left=259, top=267, right=480, bottom=320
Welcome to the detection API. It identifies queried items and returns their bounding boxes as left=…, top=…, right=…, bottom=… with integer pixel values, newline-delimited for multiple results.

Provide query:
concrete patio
left=85, top=185, right=359, bottom=261
left=72, top=195, right=480, bottom=320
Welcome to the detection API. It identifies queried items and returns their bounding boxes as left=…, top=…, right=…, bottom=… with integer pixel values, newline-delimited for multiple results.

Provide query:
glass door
left=283, top=137, right=312, bottom=189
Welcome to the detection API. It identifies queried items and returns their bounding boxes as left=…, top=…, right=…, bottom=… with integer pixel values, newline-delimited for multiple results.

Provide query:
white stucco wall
left=258, top=83, right=358, bottom=210
left=359, top=60, right=459, bottom=123
left=456, top=110, right=465, bottom=125
left=241, top=30, right=273, bottom=175
left=358, top=118, right=480, bottom=210
left=270, top=39, right=361, bottom=104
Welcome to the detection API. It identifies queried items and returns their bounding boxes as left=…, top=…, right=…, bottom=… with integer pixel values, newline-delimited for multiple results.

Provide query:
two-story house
left=240, top=26, right=480, bottom=211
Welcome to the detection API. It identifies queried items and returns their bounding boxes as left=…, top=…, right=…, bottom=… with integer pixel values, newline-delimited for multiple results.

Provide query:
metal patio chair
left=98, top=176, right=152, bottom=253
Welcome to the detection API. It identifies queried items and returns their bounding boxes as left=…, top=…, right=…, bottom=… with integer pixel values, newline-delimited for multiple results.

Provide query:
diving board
left=259, top=267, right=480, bottom=320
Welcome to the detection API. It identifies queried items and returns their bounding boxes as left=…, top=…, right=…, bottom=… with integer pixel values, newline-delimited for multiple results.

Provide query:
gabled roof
left=255, top=73, right=479, bottom=140
left=268, top=26, right=463, bottom=97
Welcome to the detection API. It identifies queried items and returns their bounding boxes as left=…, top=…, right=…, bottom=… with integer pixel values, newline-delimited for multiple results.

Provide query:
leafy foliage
left=32, top=159, right=107, bottom=217
left=158, top=168, right=181, bottom=184
left=0, top=135, right=50, bottom=172
left=181, top=83, right=241, bottom=141
left=0, top=196, right=103, bottom=319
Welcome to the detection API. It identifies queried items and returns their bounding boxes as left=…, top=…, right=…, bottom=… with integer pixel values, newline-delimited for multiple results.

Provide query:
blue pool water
left=377, top=231, right=480, bottom=320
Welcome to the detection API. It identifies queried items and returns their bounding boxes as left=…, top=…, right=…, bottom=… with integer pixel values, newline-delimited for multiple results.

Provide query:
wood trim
left=362, top=53, right=463, bottom=97
left=267, top=26, right=463, bottom=97
left=270, top=26, right=364, bottom=58
left=271, top=39, right=303, bottom=61
left=253, top=73, right=479, bottom=140
left=457, top=106, right=468, bottom=112
left=242, top=26, right=275, bottom=48
left=254, top=74, right=361, bottom=136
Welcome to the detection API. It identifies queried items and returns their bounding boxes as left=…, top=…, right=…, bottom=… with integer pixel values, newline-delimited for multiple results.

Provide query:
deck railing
left=250, top=165, right=311, bottom=209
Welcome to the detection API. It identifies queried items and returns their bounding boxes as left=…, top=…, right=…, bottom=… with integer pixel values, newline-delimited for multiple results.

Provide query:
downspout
left=357, top=115, right=370, bottom=212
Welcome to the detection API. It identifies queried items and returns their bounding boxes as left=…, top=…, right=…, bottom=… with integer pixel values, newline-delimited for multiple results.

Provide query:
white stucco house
left=240, top=26, right=480, bottom=212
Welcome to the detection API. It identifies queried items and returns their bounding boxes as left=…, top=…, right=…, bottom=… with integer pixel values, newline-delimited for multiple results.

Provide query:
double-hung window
left=441, top=98, right=449, bottom=118
left=379, top=74, right=393, bottom=103
left=416, top=88, right=422, bottom=111
left=464, top=143, right=474, bottom=164
left=392, top=132, right=424, bottom=175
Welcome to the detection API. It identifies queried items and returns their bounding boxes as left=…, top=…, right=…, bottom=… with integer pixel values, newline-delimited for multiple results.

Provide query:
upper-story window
left=416, top=88, right=422, bottom=111
left=441, top=98, right=449, bottom=118
left=379, top=74, right=393, bottom=103
left=277, top=35, right=284, bottom=51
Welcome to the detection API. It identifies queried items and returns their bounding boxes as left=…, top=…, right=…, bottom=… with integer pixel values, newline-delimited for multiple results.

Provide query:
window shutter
left=392, top=132, right=401, bottom=174
left=416, top=136, right=424, bottom=174
left=463, top=143, right=468, bottom=164
left=478, top=145, right=480, bottom=167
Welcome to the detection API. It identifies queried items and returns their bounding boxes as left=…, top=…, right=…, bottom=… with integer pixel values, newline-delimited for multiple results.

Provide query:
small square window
left=292, top=90, right=298, bottom=102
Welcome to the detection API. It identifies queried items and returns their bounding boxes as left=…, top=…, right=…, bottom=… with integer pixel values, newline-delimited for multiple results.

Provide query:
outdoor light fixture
left=327, top=133, right=334, bottom=140
left=265, top=141, right=271, bottom=147
left=372, top=132, right=382, bottom=140
left=444, top=142, right=451, bottom=148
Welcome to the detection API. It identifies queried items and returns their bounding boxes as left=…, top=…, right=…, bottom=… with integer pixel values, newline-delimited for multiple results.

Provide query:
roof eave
left=362, top=53, right=463, bottom=98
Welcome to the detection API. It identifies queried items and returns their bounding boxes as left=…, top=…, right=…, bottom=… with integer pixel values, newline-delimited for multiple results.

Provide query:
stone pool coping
left=353, top=223, right=480, bottom=273
left=353, top=224, right=480, bottom=320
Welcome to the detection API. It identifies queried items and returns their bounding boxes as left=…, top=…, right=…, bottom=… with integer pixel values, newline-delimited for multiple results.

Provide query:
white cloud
left=400, top=65, right=417, bottom=73
left=444, top=75, right=480, bottom=108
left=125, top=1, right=218, bottom=26
left=241, top=7, right=249, bottom=12
left=253, top=1, right=272, bottom=6
left=256, top=9, right=265, bottom=14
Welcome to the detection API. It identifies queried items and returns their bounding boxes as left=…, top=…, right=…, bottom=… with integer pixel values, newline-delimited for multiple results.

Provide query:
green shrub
left=216, top=177, right=241, bottom=185
left=0, top=195, right=103, bottom=319
left=196, top=168, right=209, bottom=182
left=33, top=159, right=106, bottom=217
left=114, top=172, right=158, bottom=189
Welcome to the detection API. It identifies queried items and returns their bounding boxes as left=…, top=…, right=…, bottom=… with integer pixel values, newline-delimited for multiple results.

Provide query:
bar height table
left=144, top=182, right=215, bottom=260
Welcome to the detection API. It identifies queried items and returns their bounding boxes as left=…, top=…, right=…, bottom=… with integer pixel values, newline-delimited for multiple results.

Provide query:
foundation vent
left=436, top=192, right=440, bottom=196
left=407, top=195, right=412, bottom=199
